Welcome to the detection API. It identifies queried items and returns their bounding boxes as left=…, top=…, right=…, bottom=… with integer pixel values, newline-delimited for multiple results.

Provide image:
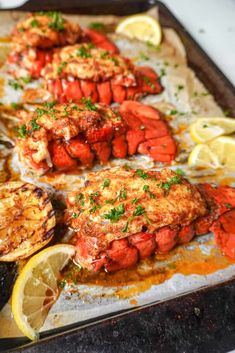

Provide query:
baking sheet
left=0, top=6, right=235, bottom=342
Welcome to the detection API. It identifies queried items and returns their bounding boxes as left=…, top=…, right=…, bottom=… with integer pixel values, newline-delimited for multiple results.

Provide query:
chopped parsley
left=135, top=169, right=150, bottom=179
left=8, top=79, right=23, bottom=90
left=30, top=19, right=40, bottom=28
left=21, top=75, right=32, bottom=84
left=122, top=204, right=150, bottom=233
left=132, top=197, right=139, bottom=204
left=72, top=212, right=79, bottom=219
left=143, top=185, right=156, bottom=199
left=175, top=168, right=185, bottom=176
left=100, top=51, right=109, bottom=59
left=157, top=175, right=182, bottom=192
left=159, top=68, right=166, bottom=78
left=44, top=101, right=56, bottom=109
left=224, top=203, right=232, bottom=209
left=18, top=27, right=25, bottom=32
left=47, top=11, right=65, bottom=32
left=59, top=279, right=66, bottom=288
left=139, top=52, right=149, bottom=61
left=89, top=191, right=99, bottom=204
left=102, top=179, right=110, bottom=189
left=88, top=22, right=105, bottom=31
left=17, top=124, right=28, bottom=138
left=76, top=45, right=92, bottom=58
left=117, top=188, right=127, bottom=200
left=103, top=203, right=125, bottom=222
left=177, top=84, right=184, bottom=91
left=30, top=119, right=40, bottom=132
left=82, top=97, right=97, bottom=111
left=169, top=109, right=178, bottom=115
left=223, top=110, right=230, bottom=117
left=89, top=205, right=101, bottom=213
left=10, top=102, right=20, bottom=110
left=143, top=76, right=155, bottom=90
left=76, top=193, right=85, bottom=206
left=110, top=57, right=119, bottom=66
left=133, top=205, right=146, bottom=217
left=35, top=107, right=46, bottom=117
left=57, top=61, right=67, bottom=74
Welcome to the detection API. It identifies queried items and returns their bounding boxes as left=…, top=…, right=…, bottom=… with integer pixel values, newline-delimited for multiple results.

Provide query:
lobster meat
left=43, top=44, right=163, bottom=104
left=16, top=101, right=176, bottom=174
left=66, top=168, right=235, bottom=272
left=8, top=12, right=118, bottom=78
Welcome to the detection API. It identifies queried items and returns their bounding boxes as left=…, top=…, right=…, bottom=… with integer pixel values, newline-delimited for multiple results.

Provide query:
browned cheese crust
left=67, top=168, right=208, bottom=256
left=12, top=12, right=81, bottom=50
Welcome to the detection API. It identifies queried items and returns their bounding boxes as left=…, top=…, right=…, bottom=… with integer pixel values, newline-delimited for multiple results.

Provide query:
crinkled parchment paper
left=0, top=7, right=234, bottom=339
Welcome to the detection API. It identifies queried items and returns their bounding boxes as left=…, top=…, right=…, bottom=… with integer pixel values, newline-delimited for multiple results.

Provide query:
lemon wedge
left=116, top=14, right=162, bottom=46
left=190, top=117, right=235, bottom=143
left=188, top=136, right=235, bottom=170
left=12, top=244, right=75, bottom=340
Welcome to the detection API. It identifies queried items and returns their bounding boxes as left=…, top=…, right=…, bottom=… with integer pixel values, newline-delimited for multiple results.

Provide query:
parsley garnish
left=47, top=12, right=65, bottom=32
left=103, top=204, right=125, bottom=222
left=175, top=168, right=185, bottom=176
left=110, top=57, right=119, bottom=66
left=17, top=124, right=28, bottom=138
left=143, top=76, right=155, bottom=89
left=143, top=185, right=156, bottom=199
left=82, top=97, right=97, bottom=111
left=89, top=191, right=99, bottom=204
left=8, top=79, right=23, bottom=90
left=35, top=107, right=46, bottom=117
left=10, top=102, right=20, bottom=110
left=89, top=205, right=100, bottom=213
left=132, top=198, right=139, bottom=204
left=177, top=84, right=184, bottom=91
left=76, top=45, right=92, bottom=58
left=30, top=119, right=40, bottom=132
left=139, top=52, right=149, bottom=61
left=72, top=212, right=79, bottom=218
left=18, top=27, right=25, bottom=32
left=44, top=101, right=56, bottom=109
left=159, top=68, right=166, bottom=78
left=133, top=205, right=146, bottom=217
left=102, top=179, right=110, bottom=189
left=30, top=19, right=40, bottom=28
left=158, top=175, right=182, bottom=192
left=57, top=61, right=67, bottom=74
left=223, top=110, right=230, bottom=117
left=100, top=51, right=109, bottom=59
left=117, top=188, right=127, bottom=200
left=59, top=279, right=66, bottom=288
left=21, top=75, right=32, bottom=84
left=224, top=203, right=232, bottom=209
left=169, top=109, right=178, bottom=115
left=88, top=22, right=105, bottom=31
left=135, top=169, right=150, bottom=179
left=76, top=193, right=85, bottom=206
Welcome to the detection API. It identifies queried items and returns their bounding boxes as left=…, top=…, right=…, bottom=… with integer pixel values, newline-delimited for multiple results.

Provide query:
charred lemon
left=0, top=181, right=55, bottom=261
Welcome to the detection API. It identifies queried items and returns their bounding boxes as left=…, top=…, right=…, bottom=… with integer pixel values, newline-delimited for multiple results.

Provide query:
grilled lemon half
left=0, top=181, right=56, bottom=261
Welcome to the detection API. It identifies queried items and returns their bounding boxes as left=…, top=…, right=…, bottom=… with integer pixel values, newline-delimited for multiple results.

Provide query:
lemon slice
left=12, top=244, right=76, bottom=340
left=116, top=14, right=162, bottom=46
left=188, top=136, right=235, bottom=170
left=190, top=117, right=235, bottom=143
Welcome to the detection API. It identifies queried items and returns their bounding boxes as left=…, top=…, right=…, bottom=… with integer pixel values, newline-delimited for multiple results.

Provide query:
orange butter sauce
left=62, top=236, right=235, bottom=299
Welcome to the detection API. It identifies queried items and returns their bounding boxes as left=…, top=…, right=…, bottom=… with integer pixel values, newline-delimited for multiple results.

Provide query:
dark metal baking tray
left=1, top=1, right=235, bottom=352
